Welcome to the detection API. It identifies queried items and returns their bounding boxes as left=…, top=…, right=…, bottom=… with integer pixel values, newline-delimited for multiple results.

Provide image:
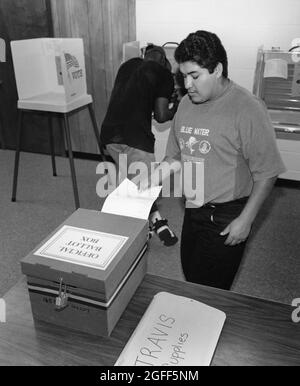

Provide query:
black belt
left=202, top=196, right=249, bottom=209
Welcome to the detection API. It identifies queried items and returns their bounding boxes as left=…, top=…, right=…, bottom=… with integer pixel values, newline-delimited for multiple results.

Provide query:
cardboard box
left=21, top=209, right=148, bottom=336
left=11, top=38, right=90, bottom=111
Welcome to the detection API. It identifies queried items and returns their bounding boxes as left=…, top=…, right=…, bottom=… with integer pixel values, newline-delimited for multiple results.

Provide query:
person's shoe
left=151, top=219, right=178, bottom=246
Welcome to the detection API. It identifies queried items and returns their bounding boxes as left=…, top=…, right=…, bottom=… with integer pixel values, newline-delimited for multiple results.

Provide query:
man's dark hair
left=175, top=30, right=228, bottom=78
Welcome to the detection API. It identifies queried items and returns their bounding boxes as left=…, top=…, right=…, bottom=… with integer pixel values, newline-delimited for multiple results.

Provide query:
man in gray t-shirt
left=141, top=30, right=286, bottom=290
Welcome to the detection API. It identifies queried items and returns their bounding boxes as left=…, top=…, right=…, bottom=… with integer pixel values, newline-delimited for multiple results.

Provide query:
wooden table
left=1, top=275, right=300, bottom=366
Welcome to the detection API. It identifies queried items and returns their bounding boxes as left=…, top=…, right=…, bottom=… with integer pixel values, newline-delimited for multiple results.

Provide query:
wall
left=136, top=0, right=300, bottom=91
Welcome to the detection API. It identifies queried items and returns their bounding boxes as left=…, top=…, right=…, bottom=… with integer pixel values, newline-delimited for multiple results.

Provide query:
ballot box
left=21, top=209, right=148, bottom=337
left=11, top=38, right=91, bottom=111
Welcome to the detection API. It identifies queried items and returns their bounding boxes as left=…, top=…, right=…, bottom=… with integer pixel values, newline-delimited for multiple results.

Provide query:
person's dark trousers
left=181, top=197, right=249, bottom=290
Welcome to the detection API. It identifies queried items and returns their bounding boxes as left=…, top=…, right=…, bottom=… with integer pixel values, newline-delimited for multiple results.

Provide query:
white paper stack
left=101, top=178, right=162, bottom=220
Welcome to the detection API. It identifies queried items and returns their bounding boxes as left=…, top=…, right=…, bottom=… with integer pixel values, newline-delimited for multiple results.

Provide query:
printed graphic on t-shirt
left=178, top=125, right=211, bottom=207
left=199, top=140, right=211, bottom=155
left=186, top=137, right=199, bottom=155
left=179, top=126, right=212, bottom=157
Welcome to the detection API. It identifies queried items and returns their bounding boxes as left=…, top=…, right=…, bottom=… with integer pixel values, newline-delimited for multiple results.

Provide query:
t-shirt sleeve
left=238, top=100, right=286, bottom=181
left=165, top=114, right=181, bottom=160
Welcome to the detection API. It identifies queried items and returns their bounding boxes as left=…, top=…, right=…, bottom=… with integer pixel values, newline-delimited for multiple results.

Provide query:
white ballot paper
left=115, top=292, right=226, bottom=366
left=101, top=178, right=162, bottom=220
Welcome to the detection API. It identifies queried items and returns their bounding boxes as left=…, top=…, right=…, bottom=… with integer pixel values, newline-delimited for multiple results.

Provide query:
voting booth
left=11, top=38, right=91, bottom=112
left=21, top=209, right=148, bottom=337
left=10, top=38, right=106, bottom=209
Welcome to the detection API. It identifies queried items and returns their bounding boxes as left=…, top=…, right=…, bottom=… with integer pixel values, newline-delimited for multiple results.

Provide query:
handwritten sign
left=115, top=292, right=226, bottom=366
left=34, top=225, right=128, bottom=270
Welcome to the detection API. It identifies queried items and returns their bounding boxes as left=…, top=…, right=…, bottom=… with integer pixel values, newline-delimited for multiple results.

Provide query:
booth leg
left=48, top=114, right=57, bottom=177
left=11, top=110, right=24, bottom=202
left=62, top=113, right=80, bottom=209
left=87, top=103, right=106, bottom=161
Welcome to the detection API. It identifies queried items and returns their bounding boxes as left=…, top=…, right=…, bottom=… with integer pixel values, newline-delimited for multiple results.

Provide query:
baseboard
left=70, top=151, right=115, bottom=164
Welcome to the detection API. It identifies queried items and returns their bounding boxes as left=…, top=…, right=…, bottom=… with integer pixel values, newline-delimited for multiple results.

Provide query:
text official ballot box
left=21, top=209, right=148, bottom=337
left=11, top=38, right=91, bottom=112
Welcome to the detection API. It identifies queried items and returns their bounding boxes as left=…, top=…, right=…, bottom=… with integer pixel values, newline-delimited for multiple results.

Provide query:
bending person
left=101, top=44, right=179, bottom=246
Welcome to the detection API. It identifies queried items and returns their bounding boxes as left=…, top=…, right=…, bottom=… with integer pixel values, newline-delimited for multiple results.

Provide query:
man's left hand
left=220, top=216, right=252, bottom=246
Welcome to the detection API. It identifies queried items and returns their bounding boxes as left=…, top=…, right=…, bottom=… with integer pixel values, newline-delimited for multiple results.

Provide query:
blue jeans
left=181, top=197, right=249, bottom=290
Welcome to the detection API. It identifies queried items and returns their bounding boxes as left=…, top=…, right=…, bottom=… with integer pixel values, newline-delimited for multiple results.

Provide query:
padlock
left=55, top=278, right=69, bottom=311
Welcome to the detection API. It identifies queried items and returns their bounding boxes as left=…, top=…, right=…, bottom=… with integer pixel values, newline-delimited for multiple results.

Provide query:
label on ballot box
left=115, top=292, right=226, bottom=366
left=21, top=209, right=148, bottom=336
left=34, top=225, right=128, bottom=270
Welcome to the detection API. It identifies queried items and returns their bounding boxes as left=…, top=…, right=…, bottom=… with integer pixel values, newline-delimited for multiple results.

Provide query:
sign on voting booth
left=11, top=38, right=89, bottom=111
